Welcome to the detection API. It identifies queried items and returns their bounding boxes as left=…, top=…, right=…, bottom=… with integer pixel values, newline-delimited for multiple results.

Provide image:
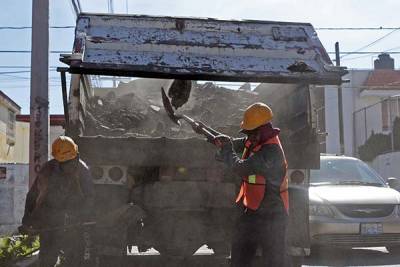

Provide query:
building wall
left=0, top=99, right=20, bottom=163
left=325, top=85, right=340, bottom=155
left=324, top=69, right=388, bottom=156
left=13, top=121, right=30, bottom=163
left=0, top=122, right=64, bottom=235
left=12, top=121, right=64, bottom=164
left=353, top=101, right=384, bottom=151
left=342, top=86, right=355, bottom=156
left=371, top=151, right=400, bottom=180
left=0, top=163, right=29, bottom=235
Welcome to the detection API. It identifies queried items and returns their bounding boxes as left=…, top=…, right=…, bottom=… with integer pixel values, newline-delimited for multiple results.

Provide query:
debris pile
left=84, top=80, right=259, bottom=138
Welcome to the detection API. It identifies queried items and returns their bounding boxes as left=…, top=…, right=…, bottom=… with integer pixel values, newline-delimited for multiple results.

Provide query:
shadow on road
left=305, top=247, right=400, bottom=266
left=111, top=246, right=400, bottom=267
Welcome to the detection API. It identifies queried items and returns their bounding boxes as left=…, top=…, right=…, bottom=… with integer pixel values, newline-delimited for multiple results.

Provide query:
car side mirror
left=388, top=177, right=400, bottom=191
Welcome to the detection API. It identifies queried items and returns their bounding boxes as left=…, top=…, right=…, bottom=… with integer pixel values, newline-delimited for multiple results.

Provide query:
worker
left=194, top=102, right=289, bottom=267
left=19, top=136, right=95, bottom=267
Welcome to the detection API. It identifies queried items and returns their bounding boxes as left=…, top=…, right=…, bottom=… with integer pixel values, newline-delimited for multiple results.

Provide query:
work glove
left=213, top=134, right=233, bottom=149
left=213, top=135, right=233, bottom=162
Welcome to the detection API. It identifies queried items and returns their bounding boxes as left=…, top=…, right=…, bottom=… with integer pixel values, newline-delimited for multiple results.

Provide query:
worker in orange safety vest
left=194, top=102, right=289, bottom=266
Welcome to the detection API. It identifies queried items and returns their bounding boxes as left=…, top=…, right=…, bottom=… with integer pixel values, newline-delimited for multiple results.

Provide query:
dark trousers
left=231, top=211, right=288, bottom=267
left=39, top=229, right=84, bottom=267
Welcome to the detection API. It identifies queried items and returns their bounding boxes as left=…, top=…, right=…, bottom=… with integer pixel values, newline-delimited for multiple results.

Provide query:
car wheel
left=386, top=246, right=400, bottom=254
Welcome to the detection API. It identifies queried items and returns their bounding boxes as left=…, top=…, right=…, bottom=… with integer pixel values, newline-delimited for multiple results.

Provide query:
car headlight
left=309, top=204, right=334, bottom=217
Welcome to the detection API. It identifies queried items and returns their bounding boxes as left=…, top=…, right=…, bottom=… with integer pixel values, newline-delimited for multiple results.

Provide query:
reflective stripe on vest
left=248, top=175, right=256, bottom=184
left=235, top=136, right=289, bottom=213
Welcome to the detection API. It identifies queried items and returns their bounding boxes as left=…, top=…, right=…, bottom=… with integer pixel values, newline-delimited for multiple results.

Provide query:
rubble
left=167, top=79, right=192, bottom=109
left=85, top=79, right=259, bottom=138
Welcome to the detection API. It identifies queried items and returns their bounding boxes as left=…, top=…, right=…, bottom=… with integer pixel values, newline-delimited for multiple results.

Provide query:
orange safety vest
left=235, top=136, right=289, bottom=213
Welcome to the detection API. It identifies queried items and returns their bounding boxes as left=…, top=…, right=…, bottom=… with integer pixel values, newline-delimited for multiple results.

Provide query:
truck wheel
left=310, top=245, right=322, bottom=256
left=154, top=244, right=197, bottom=258
left=290, top=256, right=304, bottom=267
left=208, top=242, right=230, bottom=257
left=386, top=246, right=400, bottom=254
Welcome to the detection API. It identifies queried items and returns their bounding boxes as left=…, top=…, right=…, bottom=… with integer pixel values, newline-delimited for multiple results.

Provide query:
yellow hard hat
left=240, top=102, right=273, bottom=131
left=51, top=136, right=78, bottom=162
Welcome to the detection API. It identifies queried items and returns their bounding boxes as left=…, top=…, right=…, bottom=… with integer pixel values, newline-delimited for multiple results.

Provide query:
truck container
left=58, top=13, right=346, bottom=266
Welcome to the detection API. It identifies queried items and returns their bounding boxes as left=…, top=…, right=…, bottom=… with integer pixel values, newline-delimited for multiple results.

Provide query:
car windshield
left=310, top=158, right=386, bottom=186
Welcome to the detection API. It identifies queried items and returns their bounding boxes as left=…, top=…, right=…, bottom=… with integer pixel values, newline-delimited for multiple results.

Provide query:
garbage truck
left=58, top=13, right=347, bottom=266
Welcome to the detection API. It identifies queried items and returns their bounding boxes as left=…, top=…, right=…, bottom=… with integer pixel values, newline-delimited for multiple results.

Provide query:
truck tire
left=386, top=246, right=400, bottom=254
left=154, top=244, right=197, bottom=258
left=290, top=256, right=304, bottom=267
left=208, top=242, right=230, bottom=257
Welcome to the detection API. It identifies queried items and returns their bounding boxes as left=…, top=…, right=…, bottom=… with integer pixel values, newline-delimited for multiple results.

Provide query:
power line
left=341, top=45, right=400, bottom=61
left=0, top=26, right=74, bottom=30
left=316, top=27, right=400, bottom=30
left=328, top=51, right=400, bottom=54
left=340, top=28, right=400, bottom=59
left=1, top=49, right=400, bottom=55
left=0, top=71, right=31, bottom=74
left=0, top=66, right=59, bottom=69
left=0, top=69, right=62, bottom=76
left=0, top=77, right=61, bottom=80
left=0, top=48, right=400, bottom=55
left=1, top=26, right=399, bottom=31
left=0, top=50, right=69, bottom=53
left=0, top=74, right=30, bottom=80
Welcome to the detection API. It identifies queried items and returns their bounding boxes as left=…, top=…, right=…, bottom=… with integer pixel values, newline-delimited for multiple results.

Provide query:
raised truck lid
left=61, top=13, right=347, bottom=84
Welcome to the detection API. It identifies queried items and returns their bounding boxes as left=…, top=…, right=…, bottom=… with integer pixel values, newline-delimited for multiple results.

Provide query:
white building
left=14, top=115, right=65, bottom=163
left=325, top=54, right=400, bottom=178
left=0, top=91, right=21, bottom=163
left=0, top=110, right=65, bottom=235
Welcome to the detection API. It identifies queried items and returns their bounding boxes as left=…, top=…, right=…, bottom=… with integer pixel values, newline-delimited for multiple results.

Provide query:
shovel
left=161, top=87, right=217, bottom=143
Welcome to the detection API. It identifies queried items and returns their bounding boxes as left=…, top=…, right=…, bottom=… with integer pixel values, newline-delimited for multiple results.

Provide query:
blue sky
left=1, top=0, right=400, bottom=114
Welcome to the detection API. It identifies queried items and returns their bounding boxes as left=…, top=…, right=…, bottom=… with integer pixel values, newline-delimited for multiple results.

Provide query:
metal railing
left=353, top=95, right=400, bottom=156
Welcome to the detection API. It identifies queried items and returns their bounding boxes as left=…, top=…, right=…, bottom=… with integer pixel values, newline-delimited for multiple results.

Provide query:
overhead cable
left=340, top=28, right=400, bottom=59
left=341, top=45, right=400, bottom=61
left=316, top=27, right=400, bottom=30
left=1, top=26, right=399, bottom=31
left=0, top=50, right=69, bottom=53
left=0, top=26, right=74, bottom=30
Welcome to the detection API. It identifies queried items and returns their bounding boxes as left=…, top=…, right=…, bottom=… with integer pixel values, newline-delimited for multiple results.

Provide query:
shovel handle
left=181, top=115, right=216, bottom=142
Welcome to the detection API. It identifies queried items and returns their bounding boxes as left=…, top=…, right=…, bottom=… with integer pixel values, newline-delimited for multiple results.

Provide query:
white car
left=309, top=155, right=400, bottom=253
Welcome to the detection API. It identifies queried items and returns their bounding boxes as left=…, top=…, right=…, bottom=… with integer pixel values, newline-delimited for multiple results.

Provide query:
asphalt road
left=16, top=247, right=400, bottom=267
left=122, top=246, right=400, bottom=267
left=304, top=247, right=400, bottom=267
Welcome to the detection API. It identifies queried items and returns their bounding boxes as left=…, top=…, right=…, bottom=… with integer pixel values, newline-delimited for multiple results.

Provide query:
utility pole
left=108, top=0, right=114, bottom=13
left=29, top=0, right=49, bottom=187
left=335, top=42, right=345, bottom=155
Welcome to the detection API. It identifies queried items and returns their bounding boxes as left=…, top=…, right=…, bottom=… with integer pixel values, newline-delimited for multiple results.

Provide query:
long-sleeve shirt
left=221, top=137, right=287, bottom=215
left=22, top=159, right=95, bottom=227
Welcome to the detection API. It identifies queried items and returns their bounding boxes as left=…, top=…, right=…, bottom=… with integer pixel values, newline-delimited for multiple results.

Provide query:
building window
left=6, top=109, right=15, bottom=145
